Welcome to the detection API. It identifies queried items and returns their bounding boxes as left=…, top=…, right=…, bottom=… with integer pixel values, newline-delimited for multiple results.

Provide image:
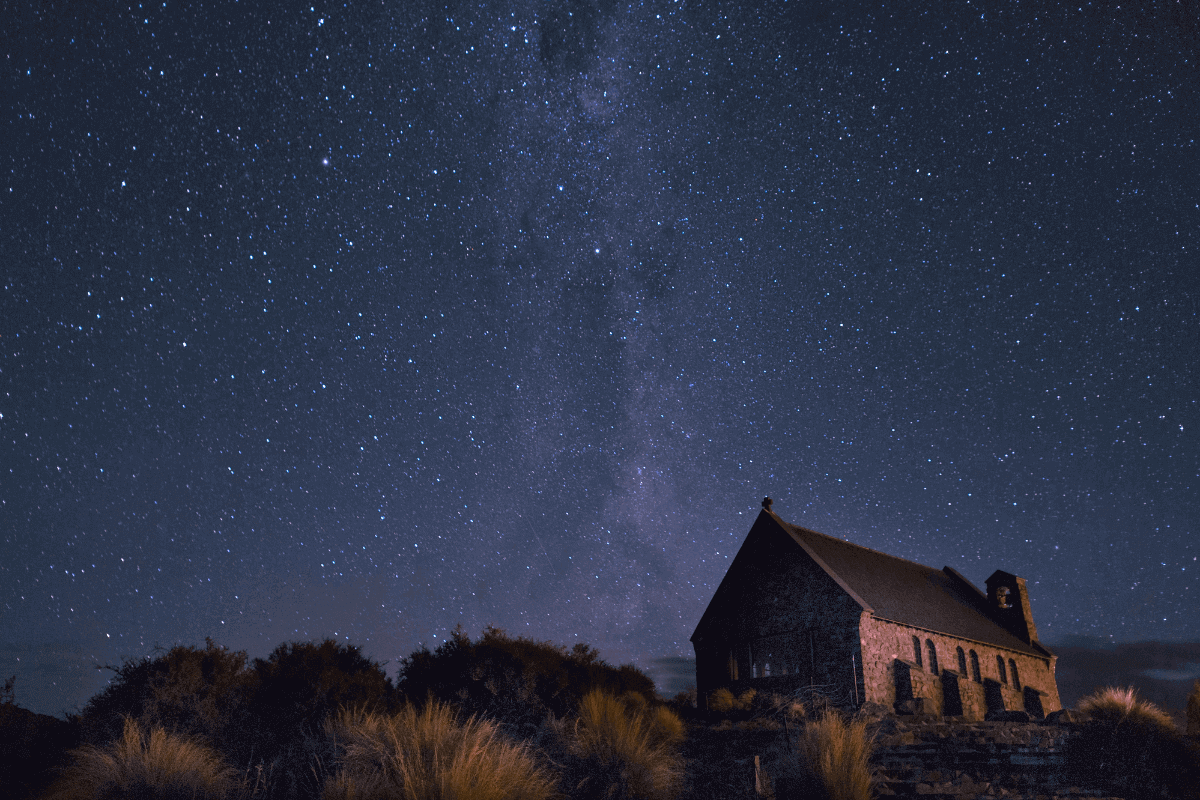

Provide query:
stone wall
left=858, top=615, right=1062, bottom=719
left=694, top=513, right=865, bottom=706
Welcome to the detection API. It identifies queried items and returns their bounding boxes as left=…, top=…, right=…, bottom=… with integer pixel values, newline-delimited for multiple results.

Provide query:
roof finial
left=762, top=497, right=773, bottom=512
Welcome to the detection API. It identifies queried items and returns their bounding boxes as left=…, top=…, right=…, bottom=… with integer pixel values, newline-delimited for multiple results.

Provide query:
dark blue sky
left=3, top=0, right=1198, bottom=716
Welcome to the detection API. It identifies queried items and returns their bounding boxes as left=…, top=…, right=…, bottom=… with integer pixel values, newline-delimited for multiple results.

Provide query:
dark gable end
left=691, top=508, right=865, bottom=648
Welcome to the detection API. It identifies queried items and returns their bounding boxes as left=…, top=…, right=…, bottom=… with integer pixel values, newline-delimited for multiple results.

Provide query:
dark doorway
left=941, top=671, right=963, bottom=716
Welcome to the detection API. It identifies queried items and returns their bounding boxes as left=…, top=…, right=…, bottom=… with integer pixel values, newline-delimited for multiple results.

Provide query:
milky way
left=3, top=1, right=1198, bottom=715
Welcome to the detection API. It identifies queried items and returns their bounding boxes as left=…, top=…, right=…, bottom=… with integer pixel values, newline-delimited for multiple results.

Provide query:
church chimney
left=985, top=570, right=1039, bottom=644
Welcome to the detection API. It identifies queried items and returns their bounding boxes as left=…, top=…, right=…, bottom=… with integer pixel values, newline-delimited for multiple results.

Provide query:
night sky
left=4, top=1, right=1198, bottom=717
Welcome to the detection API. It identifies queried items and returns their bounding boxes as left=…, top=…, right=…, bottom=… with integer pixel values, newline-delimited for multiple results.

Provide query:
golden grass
left=796, top=712, right=874, bottom=800
left=708, top=688, right=735, bottom=714
left=324, top=702, right=556, bottom=800
left=1077, top=686, right=1177, bottom=731
left=44, top=717, right=238, bottom=800
left=561, top=690, right=684, bottom=800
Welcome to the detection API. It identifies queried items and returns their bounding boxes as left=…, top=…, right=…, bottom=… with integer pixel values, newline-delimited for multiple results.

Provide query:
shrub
left=707, top=688, right=735, bottom=714
left=248, top=640, right=395, bottom=798
left=796, top=712, right=873, bottom=800
left=79, top=639, right=254, bottom=755
left=551, top=689, right=684, bottom=800
left=324, top=702, right=556, bottom=800
left=1068, top=686, right=1200, bottom=799
left=44, top=717, right=238, bottom=800
left=1077, top=685, right=1177, bottom=730
left=1187, top=680, right=1200, bottom=736
left=398, top=626, right=657, bottom=726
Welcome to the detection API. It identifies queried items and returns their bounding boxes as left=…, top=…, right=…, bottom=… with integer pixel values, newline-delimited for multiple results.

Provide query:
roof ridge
left=784, top=521, right=943, bottom=574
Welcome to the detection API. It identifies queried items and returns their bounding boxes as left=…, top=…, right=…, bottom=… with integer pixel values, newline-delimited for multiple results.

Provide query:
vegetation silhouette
left=542, top=689, right=685, bottom=800
left=398, top=626, right=657, bottom=727
left=324, top=702, right=557, bottom=800
left=44, top=717, right=238, bottom=800
left=1067, top=685, right=1200, bottom=800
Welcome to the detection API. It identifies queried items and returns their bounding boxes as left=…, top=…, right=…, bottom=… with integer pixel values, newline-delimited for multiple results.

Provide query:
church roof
left=699, top=509, right=1049, bottom=658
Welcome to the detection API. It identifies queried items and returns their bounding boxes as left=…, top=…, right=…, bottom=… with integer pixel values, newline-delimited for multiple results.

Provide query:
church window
left=969, top=650, right=981, bottom=682
left=957, top=647, right=967, bottom=675
left=1009, top=659, right=1020, bottom=690
left=925, top=640, right=939, bottom=675
left=997, top=655, right=1008, bottom=684
left=912, top=635, right=923, bottom=668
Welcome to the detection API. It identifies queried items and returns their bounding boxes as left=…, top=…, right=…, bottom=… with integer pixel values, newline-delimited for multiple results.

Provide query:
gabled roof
left=701, top=509, right=1048, bottom=658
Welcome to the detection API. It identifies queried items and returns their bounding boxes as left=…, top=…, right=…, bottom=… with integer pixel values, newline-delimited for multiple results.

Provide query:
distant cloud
left=1143, top=663, right=1200, bottom=681
left=643, top=656, right=695, bottom=697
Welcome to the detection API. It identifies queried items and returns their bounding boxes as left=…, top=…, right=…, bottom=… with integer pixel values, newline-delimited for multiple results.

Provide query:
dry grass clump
left=554, top=689, right=685, bottom=800
left=1068, top=686, right=1200, bottom=800
left=706, top=687, right=757, bottom=715
left=797, top=712, right=873, bottom=800
left=765, top=711, right=873, bottom=800
left=323, top=702, right=556, bottom=800
left=1077, top=685, right=1176, bottom=731
left=44, top=717, right=238, bottom=800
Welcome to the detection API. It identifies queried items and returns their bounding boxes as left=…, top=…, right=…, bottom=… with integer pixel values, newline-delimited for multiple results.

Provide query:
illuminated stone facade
left=692, top=503, right=1061, bottom=719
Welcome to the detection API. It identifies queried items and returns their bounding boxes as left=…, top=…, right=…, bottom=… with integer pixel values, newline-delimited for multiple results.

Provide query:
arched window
left=957, top=647, right=968, bottom=676
left=996, top=586, right=1012, bottom=609
left=1009, top=659, right=1020, bottom=690
left=997, top=655, right=1008, bottom=684
left=969, top=650, right=981, bottom=683
left=912, top=635, right=923, bottom=668
left=926, top=640, right=939, bottom=675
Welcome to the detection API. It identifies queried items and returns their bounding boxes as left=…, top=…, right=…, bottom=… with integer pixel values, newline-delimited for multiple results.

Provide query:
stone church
left=691, top=499, right=1061, bottom=719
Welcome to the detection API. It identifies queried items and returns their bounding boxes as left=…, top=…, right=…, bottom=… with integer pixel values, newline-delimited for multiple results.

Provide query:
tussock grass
left=44, top=717, right=237, bottom=800
left=1077, top=685, right=1176, bottom=731
left=554, top=690, right=685, bottom=800
left=796, top=712, right=874, bottom=800
left=1069, top=686, right=1200, bottom=800
left=324, top=702, right=556, bottom=800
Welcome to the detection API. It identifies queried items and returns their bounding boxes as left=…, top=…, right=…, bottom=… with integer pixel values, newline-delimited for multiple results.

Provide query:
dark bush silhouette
left=247, top=639, right=396, bottom=799
left=1067, top=686, right=1200, bottom=800
left=80, top=639, right=254, bottom=756
left=398, top=626, right=657, bottom=727
left=0, top=676, right=81, bottom=800
left=76, top=637, right=395, bottom=799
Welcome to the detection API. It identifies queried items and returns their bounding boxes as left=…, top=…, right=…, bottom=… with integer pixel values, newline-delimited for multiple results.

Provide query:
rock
left=856, top=701, right=893, bottom=721
left=985, top=710, right=1031, bottom=723
left=1043, top=708, right=1087, bottom=724
left=895, top=697, right=927, bottom=715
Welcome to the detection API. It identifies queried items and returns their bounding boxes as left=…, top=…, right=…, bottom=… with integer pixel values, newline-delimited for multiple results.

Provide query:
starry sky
left=3, top=0, right=1199, bottom=717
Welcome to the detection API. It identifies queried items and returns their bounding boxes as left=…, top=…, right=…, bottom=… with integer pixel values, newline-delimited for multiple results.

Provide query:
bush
left=248, top=640, right=396, bottom=799
left=788, top=712, right=873, bottom=800
left=324, top=702, right=556, bottom=800
left=1077, top=685, right=1177, bottom=730
left=79, top=639, right=254, bottom=755
left=550, top=689, right=684, bottom=800
left=707, top=688, right=735, bottom=714
left=1068, top=686, right=1200, bottom=799
left=44, top=717, right=238, bottom=800
left=398, top=626, right=657, bottom=727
